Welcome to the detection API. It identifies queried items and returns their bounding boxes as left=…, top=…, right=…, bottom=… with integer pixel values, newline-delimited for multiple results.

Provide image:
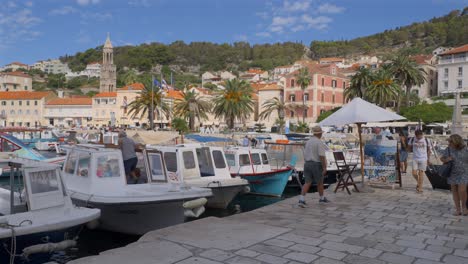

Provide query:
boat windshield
left=225, top=153, right=235, bottom=167
left=96, top=154, right=120, bottom=178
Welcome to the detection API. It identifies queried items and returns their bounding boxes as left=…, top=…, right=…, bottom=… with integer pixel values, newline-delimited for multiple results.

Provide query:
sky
left=0, top=0, right=467, bottom=66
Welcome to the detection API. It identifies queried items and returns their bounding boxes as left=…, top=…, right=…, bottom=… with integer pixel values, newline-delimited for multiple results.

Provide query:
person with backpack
left=398, top=130, right=408, bottom=173
left=408, top=130, right=431, bottom=193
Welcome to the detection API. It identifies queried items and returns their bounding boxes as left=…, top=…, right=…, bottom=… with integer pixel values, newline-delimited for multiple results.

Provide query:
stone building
left=100, top=34, right=117, bottom=92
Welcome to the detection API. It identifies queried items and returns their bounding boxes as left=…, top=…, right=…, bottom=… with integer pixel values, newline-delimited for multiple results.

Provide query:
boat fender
left=242, top=186, right=251, bottom=194
left=22, top=240, right=77, bottom=258
left=183, top=197, right=207, bottom=209
left=86, top=219, right=99, bottom=230
left=184, top=206, right=205, bottom=218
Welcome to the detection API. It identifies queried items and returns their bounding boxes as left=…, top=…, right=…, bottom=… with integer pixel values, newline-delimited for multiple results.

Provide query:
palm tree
left=345, top=67, right=373, bottom=101
left=127, top=81, right=169, bottom=130
left=172, top=117, right=189, bottom=144
left=259, top=97, right=287, bottom=133
left=174, top=89, right=211, bottom=131
left=295, top=67, right=311, bottom=123
left=123, top=69, right=139, bottom=85
left=366, top=68, right=401, bottom=107
left=389, top=54, right=426, bottom=111
left=212, top=79, right=254, bottom=129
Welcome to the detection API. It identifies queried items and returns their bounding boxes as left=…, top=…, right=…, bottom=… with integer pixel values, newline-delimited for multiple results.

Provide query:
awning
left=363, top=121, right=419, bottom=128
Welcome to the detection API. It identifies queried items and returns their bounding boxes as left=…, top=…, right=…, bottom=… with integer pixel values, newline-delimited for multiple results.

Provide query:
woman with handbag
left=440, top=134, right=468, bottom=216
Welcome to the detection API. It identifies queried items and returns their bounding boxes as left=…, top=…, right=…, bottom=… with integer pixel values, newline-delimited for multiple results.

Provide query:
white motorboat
left=147, top=144, right=249, bottom=209
left=0, top=159, right=100, bottom=264
left=62, top=145, right=212, bottom=235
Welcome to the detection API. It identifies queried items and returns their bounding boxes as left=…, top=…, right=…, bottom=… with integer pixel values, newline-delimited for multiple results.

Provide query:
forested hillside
left=310, top=8, right=467, bottom=58
left=60, top=8, right=467, bottom=74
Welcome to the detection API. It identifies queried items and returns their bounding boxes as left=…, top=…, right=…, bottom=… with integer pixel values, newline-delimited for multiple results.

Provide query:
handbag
left=438, top=148, right=454, bottom=178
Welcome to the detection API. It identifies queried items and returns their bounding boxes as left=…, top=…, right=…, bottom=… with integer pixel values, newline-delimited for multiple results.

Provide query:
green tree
left=212, top=79, right=254, bottom=129
left=127, top=80, right=170, bottom=130
left=295, top=67, right=311, bottom=123
left=258, top=97, right=287, bottom=133
left=171, top=117, right=189, bottom=144
left=174, top=89, right=211, bottom=131
left=400, top=102, right=452, bottom=123
left=389, top=54, right=426, bottom=111
left=123, top=69, right=139, bottom=85
left=366, top=68, right=401, bottom=107
left=345, top=67, right=373, bottom=101
left=316, top=107, right=342, bottom=123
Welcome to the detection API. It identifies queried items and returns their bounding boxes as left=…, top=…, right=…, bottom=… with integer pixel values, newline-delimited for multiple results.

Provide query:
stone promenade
left=70, top=173, right=468, bottom=264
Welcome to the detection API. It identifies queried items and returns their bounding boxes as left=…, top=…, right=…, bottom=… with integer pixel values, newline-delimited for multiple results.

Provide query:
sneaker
left=319, top=197, right=330, bottom=203
left=298, top=200, right=308, bottom=208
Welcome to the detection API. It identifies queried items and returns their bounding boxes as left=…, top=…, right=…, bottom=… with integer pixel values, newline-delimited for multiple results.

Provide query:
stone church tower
left=100, top=34, right=117, bottom=92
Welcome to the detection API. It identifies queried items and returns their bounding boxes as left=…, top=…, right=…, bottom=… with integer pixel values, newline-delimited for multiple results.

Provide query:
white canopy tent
left=319, top=98, right=406, bottom=186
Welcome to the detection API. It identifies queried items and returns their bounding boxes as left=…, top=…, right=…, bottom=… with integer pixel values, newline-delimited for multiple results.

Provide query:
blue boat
left=224, top=147, right=293, bottom=197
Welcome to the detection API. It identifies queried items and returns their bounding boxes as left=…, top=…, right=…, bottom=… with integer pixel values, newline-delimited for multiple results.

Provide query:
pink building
left=283, top=63, right=349, bottom=122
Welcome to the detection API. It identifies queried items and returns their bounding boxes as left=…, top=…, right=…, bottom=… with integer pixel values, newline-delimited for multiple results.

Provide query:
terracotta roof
left=258, top=84, right=283, bottom=91
left=166, top=90, right=183, bottom=99
left=0, top=71, right=31, bottom=78
left=247, top=69, right=266, bottom=74
left=0, top=91, right=52, bottom=100
left=251, top=93, right=258, bottom=100
left=8, top=62, right=28, bottom=66
left=93, top=92, right=117, bottom=98
left=286, top=64, right=348, bottom=79
left=440, top=44, right=468, bottom=55
left=47, top=98, right=92, bottom=106
left=118, top=83, right=145, bottom=91
left=410, top=55, right=433, bottom=65
left=250, top=83, right=268, bottom=92
left=319, top=57, right=344, bottom=62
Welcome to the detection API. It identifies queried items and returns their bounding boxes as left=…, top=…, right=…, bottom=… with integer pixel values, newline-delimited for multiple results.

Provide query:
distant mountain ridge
left=60, top=8, right=467, bottom=73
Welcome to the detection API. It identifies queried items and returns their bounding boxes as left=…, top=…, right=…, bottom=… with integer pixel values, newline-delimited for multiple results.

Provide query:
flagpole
left=151, top=75, right=154, bottom=130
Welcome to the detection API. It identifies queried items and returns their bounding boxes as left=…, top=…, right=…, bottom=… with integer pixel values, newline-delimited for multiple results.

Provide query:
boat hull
left=235, top=168, right=293, bottom=197
left=0, top=225, right=81, bottom=264
left=72, top=199, right=186, bottom=235
left=207, top=185, right=247, bottom=209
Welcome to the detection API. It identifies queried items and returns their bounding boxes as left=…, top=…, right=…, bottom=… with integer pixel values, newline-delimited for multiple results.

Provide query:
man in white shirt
left=409, top=130, right=431, bottom=193
left=298, top=126, right=328, bottom=208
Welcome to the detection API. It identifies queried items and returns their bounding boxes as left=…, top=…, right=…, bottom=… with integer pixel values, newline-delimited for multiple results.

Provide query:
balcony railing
left=0, top=114, right=7, bottom=119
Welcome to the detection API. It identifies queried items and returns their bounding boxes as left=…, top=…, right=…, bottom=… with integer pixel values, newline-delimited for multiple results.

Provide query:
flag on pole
left=161, top=79, right=167, bottom=89
left=153, top=79, right=161, bottom=89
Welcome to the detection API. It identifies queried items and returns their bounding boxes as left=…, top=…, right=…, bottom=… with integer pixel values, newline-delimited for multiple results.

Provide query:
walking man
left=298, top=126, right=329, bottom=208
left=118, top=131, right=139, bottom=184
left=409, top=130, right=431, bottom=193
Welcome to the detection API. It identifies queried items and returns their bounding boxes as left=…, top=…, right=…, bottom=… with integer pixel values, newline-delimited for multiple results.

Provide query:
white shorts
left=412, top=160, right=427, bottom=171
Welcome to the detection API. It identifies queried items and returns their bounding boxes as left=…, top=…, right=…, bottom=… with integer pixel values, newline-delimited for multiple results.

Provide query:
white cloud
left=317, top=3, right=345, bottom=14
left=255, top=11, right=269, bottom=20
left=80, top=12, right=113, bottom=23
left=271, top=16, right=296, bottom=27
left=25, top=1, right=33, bottom=7
left=0, top=6, right=42, bottom=50
left=128, top=0, right=151, bottom=7
left=76, top=0, right=100, bottom=6
left=50, top=6, right=78, bottom=15
left=270, top=26, right=284, bottom=33
left=14, top=9, right=42, bottom=27
left=291, top=25, right=305, bottom=32
left=283, top=0, right=310, bottom=12
left=301, top=15, right=332, bottom=30
left=7, top=1, right=17, bottom=8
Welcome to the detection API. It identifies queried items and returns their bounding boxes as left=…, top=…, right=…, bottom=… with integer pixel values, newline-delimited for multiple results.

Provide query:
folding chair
left=333, top=151, right=359, bottom=194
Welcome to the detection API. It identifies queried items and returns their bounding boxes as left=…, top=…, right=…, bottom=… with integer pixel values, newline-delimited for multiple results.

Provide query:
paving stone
left=264, top=239, right=296, bottom=248
left=442, top=254, right=468, bottom=264
left=379, top=252, right=415, bottom=264
left=413, top=259, right=444, bottom=264
left=397, top=235, right=426, bottom=242
left=313, top=257, right=346, bottom=264
left=403, top=248, right=442, bottom=261
left=277, top=233, right=322, bottom=246
left=249, top=244, right=291, bottom=257
left=226, top=256, right=263, bottom=264
left=283, top=252, right=318, bottom=263
left=359, top=248, right=382, bottom=258
left=199, top=249, right=235, bottom=261
left=373, top=242, right=405, bottom=253
left=425, top=239, right=446, bottom=246
left=235, top=249, right=261, bottom=258
left=425, top=245, right=453, bottom=254
left=454, top=249, right=468, bottom=258
left=176, top=257, right=223, bottom=264
left=322, top=228, right=343, bottom=235
left=445, top=241, right=468, bottom=249
left=320, top=241, right=364, bottom=254
left=343, top=237, right=377, bottom=248
left=317, top=249, right=347, bottom=260
left=396, top=239, right=426, bottom=249
left=321, top=234, right=347, bottom=243
left=343, top=254, right=386, bottom=264
left=288, top=243, right=321, bottom=254
left=256, top=253, right=289, bottom=264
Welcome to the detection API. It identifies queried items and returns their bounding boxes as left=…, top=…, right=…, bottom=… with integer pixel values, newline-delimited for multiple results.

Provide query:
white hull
left=72, top=199, right=185, bottom=235
left=206, top=185, right=247, bottom=209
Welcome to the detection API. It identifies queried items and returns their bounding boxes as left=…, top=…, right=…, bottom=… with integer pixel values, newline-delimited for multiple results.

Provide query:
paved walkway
left=70, top=172, right=468, bottom=264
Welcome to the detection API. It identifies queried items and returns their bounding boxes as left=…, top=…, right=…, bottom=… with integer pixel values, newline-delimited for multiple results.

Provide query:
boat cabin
left=149, top=144, right=231, bottom=182
left=0, top=133, right=46, bottom=160
left=224, top=147, right=272, bottom=175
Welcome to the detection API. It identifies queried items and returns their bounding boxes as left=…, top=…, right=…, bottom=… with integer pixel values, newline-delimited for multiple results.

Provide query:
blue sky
left=0, top=0, right=466, bottom=66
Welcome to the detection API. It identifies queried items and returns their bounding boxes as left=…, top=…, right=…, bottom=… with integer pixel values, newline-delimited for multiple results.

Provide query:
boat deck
left=69, top=171, right=468, bottom=264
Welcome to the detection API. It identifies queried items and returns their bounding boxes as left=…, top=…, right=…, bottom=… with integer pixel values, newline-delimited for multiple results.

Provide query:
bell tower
left=100, top=33, right=117, bottom=92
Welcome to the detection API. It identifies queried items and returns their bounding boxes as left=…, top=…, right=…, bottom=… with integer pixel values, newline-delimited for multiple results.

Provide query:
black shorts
left=123, top=157, right=138, bottom=175
left=304, top=161, right=323, bottom=184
